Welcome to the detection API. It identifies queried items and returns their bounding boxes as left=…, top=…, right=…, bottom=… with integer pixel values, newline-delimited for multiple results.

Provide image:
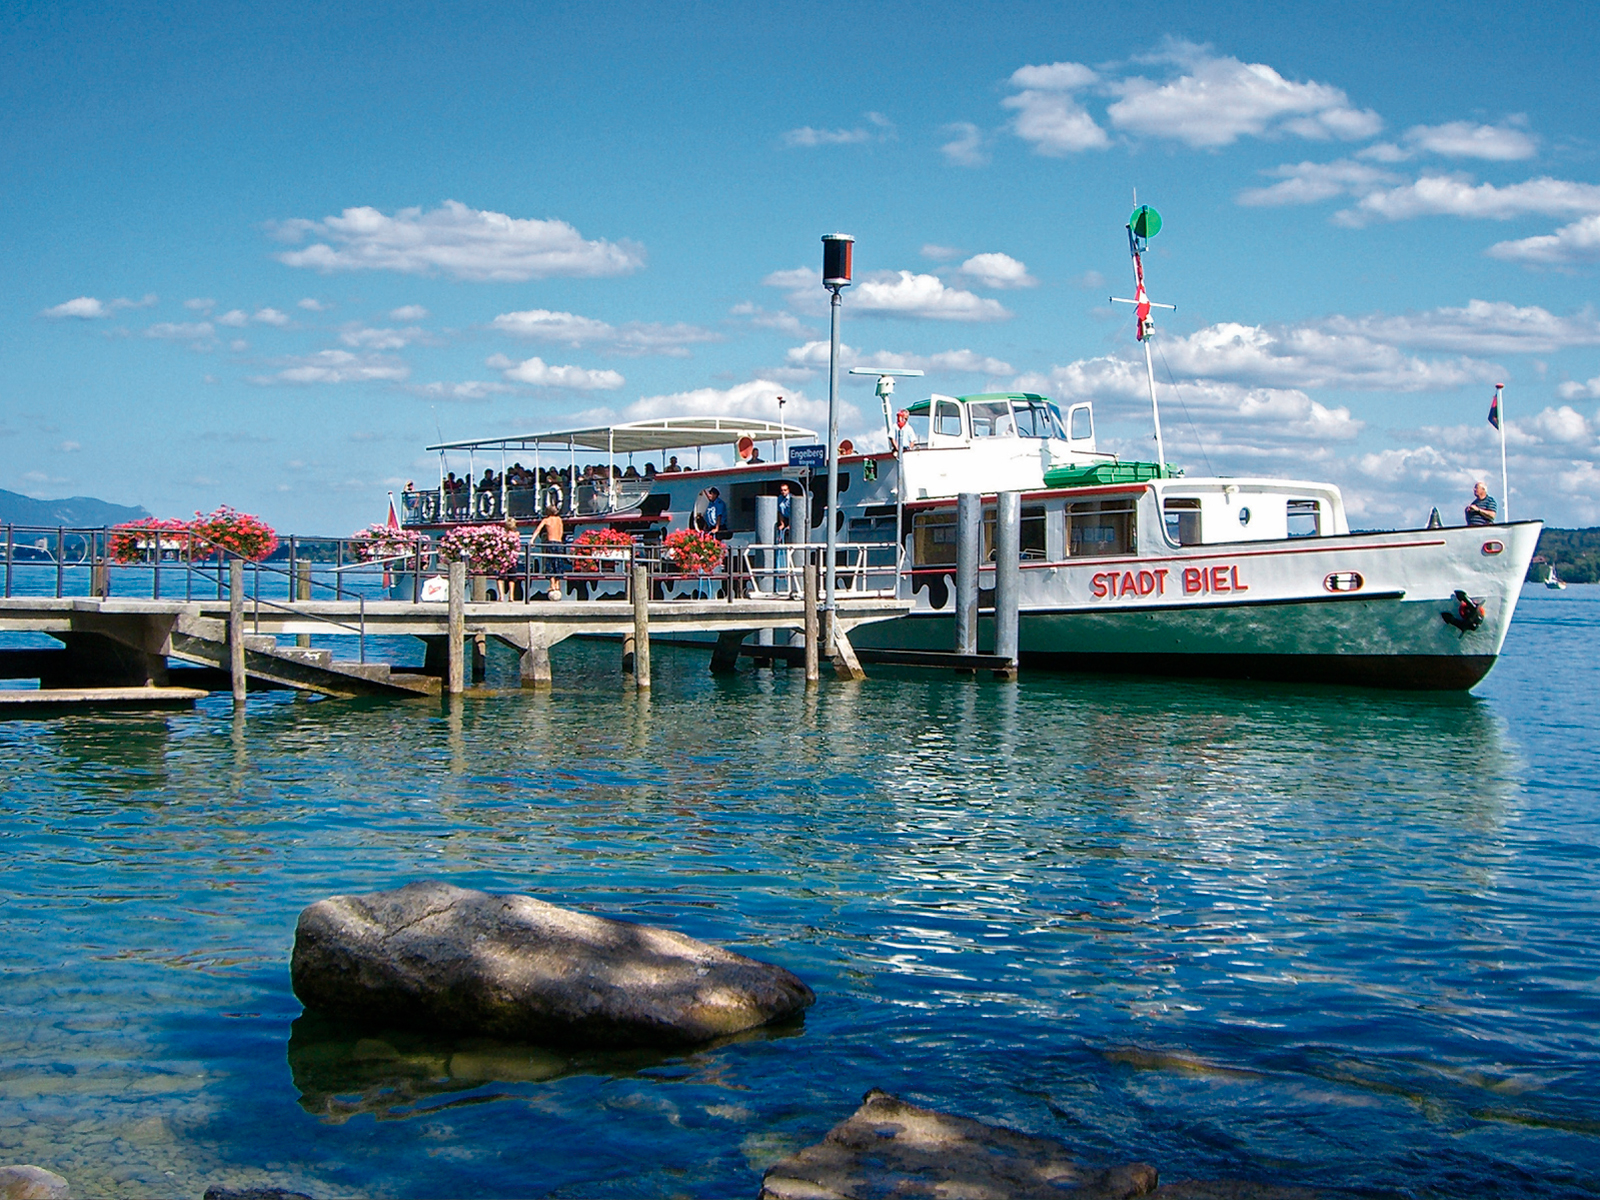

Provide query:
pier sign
left=788, top=444, right=828, bottom=470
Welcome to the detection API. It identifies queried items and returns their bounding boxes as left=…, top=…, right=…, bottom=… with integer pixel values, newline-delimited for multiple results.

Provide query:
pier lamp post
left=821, top=233, right=854, bottom=651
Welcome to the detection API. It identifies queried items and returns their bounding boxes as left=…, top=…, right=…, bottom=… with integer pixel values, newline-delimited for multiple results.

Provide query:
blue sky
left=6, top=0, right=1600, bottom=532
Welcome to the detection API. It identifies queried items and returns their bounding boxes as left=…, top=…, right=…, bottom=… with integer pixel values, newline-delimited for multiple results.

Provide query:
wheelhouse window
left=1069, top=498, right=1137, bottom=556
left=1163, top=497, right=1201, bottom=546
left=1011, top=398, right=1055, bottom=438
left=902, top=401, right=932, bottom=446
left=1287, top=499, right=1321, bottom=538
left=1069, top=405, right=1093, bottom=441
left=934, top=400, right=964, bottom=438
left=968, top=400, right=1014, bottom=438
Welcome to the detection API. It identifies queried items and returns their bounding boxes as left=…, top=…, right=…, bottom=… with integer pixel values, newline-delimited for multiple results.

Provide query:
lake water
left=1, top=585, right=1597, bottom=1197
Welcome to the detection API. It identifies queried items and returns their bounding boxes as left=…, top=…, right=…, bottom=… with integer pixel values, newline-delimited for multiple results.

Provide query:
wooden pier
left=0, top=578, right=910, bottom=703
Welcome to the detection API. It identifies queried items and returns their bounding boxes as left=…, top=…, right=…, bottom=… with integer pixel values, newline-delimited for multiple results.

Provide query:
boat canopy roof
left=426, top=416, right=818, bottom=456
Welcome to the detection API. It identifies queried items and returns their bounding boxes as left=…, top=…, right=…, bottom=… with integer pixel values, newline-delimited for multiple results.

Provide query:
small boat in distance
left=1546, top=566, right=1567, bottom=589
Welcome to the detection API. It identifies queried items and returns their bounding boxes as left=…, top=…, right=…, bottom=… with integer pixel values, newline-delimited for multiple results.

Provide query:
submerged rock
left=0, top=1167, right=69, bottom=1200
left=760, top=1089, right=1158, bottom=1199
left=760, top=1091, right=1324, bottom=1200
left=289, top=881, right=814, bottom=1047
left=202, top=1189, right=315, bottom=1200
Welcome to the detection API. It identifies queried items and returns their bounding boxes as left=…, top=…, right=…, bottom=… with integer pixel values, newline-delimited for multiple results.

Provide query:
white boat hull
left=851, top=521, right=1540, bottom=689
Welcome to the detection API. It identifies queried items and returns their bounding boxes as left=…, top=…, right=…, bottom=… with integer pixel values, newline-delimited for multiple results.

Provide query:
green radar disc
left=1129, top=205, right=1162, bottom=239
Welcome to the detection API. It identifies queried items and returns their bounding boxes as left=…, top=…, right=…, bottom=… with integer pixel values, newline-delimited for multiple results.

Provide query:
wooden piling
left=296, top=560, right=312, bottom=648
left=229, top=558, right=246, bottom=708
left=447, top=560, right=466, bottom=695
left=803, top=553, right=820, bottom=684
left=632, top=562, right=651, bottom=689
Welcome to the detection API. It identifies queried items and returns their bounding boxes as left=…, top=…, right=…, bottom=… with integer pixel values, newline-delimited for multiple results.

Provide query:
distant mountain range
left=0, top=488, right=150, bottom=529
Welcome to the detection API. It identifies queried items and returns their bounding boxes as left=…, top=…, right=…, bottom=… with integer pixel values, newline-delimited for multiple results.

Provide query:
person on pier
left=531, top=505, right=566, bottom=600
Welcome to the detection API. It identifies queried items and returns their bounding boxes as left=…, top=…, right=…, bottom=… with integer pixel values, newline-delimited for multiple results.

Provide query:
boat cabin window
left=912, top=505, right=1048, bottom=567
left=934, top=400, right=964, bottom=438
left=1068, top=498, right=1136, bottom=557
left=1287, top=499, right=1321, bottom=538
left=1011, top=398, right=1056, bottom=439
left=1163, top=498, right=1202, bottom=546
left=912, top=510, right=957, bottom=567
left=968, top=400, right=1014, bottom=438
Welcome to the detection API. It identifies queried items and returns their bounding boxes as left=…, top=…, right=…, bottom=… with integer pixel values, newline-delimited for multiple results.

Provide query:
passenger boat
left=399, top=212, right=1541, bottom=691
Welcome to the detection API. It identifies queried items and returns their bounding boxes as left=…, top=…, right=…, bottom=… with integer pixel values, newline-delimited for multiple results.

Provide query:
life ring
left=473, top=490, right=498, bottom=519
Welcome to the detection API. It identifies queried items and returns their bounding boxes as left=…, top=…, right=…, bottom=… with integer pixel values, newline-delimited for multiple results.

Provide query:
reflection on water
left=287, top=1013, right=803, bottom=1125
left=0, top=596, right=1596, bottom=1197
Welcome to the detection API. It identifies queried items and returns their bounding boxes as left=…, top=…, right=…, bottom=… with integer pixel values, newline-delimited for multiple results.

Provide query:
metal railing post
left=5, top=523, right=12, bottom=598
left=56, top=527, right=64, bottom=597
left=359, top=595, right=367, bottom=663
left=253, top=559, right=261, bottom=634
left=335, top=540, right=344, bottom=600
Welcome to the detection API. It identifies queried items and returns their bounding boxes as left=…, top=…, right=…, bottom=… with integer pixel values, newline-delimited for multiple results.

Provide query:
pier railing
left=1, top=523, right=901, bottom=618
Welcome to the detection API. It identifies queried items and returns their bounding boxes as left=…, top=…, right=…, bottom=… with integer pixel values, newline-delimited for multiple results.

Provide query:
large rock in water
left=290, top=881, right=814, bottom=1047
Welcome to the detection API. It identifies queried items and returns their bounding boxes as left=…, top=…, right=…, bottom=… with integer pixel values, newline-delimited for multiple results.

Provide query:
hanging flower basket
left=572, top=527, right=635, bottom=573
left=663, top=528, right=725, bottom=575
left=438, top=524, right=522, bottom=576
left=189, top=507, right=279, bottom=561
left=108, top=518, right=194, bottom=564
left=352, top=523, right=429, bottom=563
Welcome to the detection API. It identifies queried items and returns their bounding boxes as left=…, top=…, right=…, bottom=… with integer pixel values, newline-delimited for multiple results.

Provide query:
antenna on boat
left=1110, top=202, right=1176, bottom=475
left=849, top=367, right=924, bottom=452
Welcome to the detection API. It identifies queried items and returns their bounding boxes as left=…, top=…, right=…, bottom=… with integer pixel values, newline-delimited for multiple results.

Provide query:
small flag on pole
left=386, top=492, right=400, bottom=529
left=1488, top=387, right=1501, bottom=430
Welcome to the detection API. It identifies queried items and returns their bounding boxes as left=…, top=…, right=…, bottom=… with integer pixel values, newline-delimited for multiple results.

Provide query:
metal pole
left=955, top=493, right=981, bottom=657
left=359, top=596, right=367, bottom=664
left=994, top=491, right=1021, bottom=680
left=803, top=550, right=820, bottom=684
left=632, top=561, right=651, bottom=690
left=447, top=559, right=466, bottom=694
left=4, top=524, right=11, bottom=597
left=296, top=560, right=312, bottom=648
left=1143, top=337, right=1166, bottom=471
left=229, top=558, right=247, bottom=708
left=56, top=527, right=64, bottom=597
left=755, top=494, right=776, bottom=650
left=824, top=284, right=842, bottom=652
left=1497, top=383, right=1509, bottom=522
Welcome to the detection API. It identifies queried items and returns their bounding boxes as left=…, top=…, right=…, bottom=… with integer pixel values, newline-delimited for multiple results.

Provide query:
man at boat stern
left=1465, top=481, right=1498, bottom=525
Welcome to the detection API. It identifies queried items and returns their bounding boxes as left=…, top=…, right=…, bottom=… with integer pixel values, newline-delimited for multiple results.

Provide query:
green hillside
left=1529, top=527, right=1600, bottom=584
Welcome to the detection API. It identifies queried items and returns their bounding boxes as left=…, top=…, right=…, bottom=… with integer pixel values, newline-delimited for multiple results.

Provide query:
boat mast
left=1111, top=202, right=1175, bottom=472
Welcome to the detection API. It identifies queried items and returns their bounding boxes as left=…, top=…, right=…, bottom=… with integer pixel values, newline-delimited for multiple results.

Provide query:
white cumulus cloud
left=340, top=326, right=429, bottom=350
left=251, top=350, right=410, bottom=385
left=389, top=304, right=428, bottom=321
left=1488, top=214, right=1600, bottom=266
left=41, top=294, right=156, bottom=320
left=852, top=271, right=1011, bottom=321
left=783, top=112, right=895, bottom=147
left=621, top=379, right=841, bottom=440
left=1106, top=46, right=1381, bottom=148
left=216, top=310, right=249, bottom=327
left=270, top=200, right=644, bottom=282
left=957, top=252, right=1037, bottom=289
left=253, top=307, right=290, bottom=327
left=487, top=353, right=624, bottom=391
left=490, top=308, right=720, bottom=357
left=940, top=122, right=989, bottom=167
left=1337, top=174, right=1600, bottom=225
left=784, top=341, right=1012, bottom=376
left=1404, top=119, right=1537, bottom=161
left=1002, top=61, right=1108, bottom=155
left=1323, top=300, right=1600, bottom=355
left=1238, top=159, right=1402, bottom=206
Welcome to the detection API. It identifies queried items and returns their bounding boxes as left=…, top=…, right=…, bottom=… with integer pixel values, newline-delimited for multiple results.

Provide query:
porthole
left=1238, top=506, right=1251, bottom=526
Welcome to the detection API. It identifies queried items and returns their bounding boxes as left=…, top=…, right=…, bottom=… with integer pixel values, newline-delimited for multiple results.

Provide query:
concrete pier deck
left=0, top=594, right=911, bottom=699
